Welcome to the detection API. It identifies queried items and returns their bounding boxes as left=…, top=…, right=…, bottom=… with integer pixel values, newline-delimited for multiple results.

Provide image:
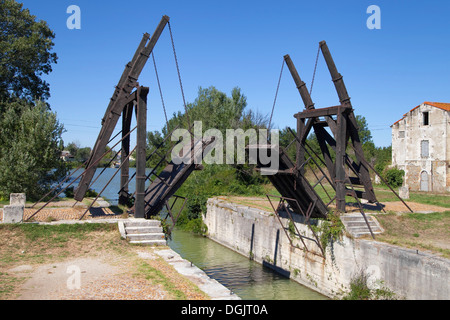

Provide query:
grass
left=261, top=178, right=450, bottom=209
left=137, top=261, right=190, bottom=300
left=224, top=179, right=449, bottom=258
left=0, top=223, right=208, bottom=300
left=369, top=211, right=450, bottom=258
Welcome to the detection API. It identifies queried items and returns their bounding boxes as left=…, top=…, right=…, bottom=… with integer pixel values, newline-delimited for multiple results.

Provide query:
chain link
left=167, top=21, right=192, bottom=136
left=268, top=58, right=285, bottom=135
left=310, top=44, right=321, bottom=96
left=151, top=51, right=170, bottom=130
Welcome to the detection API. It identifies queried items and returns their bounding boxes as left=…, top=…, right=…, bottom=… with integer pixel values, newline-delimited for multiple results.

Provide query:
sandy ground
left=6, top=246, right=209, bottom=300
left=219, top=196, right=449, bottom=214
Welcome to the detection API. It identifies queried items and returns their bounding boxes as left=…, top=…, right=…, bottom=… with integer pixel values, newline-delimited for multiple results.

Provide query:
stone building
left=391, top=102, right=450, bottom=193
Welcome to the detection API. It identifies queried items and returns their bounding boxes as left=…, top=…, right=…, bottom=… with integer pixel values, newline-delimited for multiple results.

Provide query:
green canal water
left=168, top=229, right=328, bottom=300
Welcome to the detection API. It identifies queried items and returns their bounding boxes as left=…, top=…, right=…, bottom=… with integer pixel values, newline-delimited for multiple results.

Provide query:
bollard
left=2, top=193, right=26, bottom=223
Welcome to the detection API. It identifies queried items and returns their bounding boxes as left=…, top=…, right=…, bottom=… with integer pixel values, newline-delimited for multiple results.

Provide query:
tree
left=355, top=115, right=372, bottom=145
left=146, top=86, right=250, bottom=167
left=0, top=1, right=63, bottom=200
left=0, top=100, right=66, bottom=200
left=0, top=0, right=57, bottom=102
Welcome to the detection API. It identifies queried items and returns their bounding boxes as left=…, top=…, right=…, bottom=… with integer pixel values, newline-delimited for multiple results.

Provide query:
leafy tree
left=0, top=0, right=57, bottom=102
left=0, top=1, right=63, bottom=201
left=65, top=142, right=79, bottom=158
left=355, top=115, right=372, bottom=145
left=77, top=147, right=91, bottom=163
left=0, top=100, right=66, bottom=200
left=146, top=86, right=250, bottom=167
left=64, top=142, right=92, bottom=165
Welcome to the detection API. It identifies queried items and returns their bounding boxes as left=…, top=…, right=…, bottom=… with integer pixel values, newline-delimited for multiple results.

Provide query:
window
left=423, top=112, right=429, bottom=126
left=398, top=131, right=405, bottom=138
left=421, top=140, right=429, bottom=158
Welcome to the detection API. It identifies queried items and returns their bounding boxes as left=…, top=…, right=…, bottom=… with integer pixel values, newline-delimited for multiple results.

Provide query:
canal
left=68, top=168, right=328, bottom=300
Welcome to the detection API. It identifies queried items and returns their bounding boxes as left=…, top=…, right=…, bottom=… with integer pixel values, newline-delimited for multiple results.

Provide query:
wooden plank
left=295, top=105, right=351, bottom=119
left=246, top=144, right=328, bottom=219
left=135, top=87, right=149, bottom=218
left=313, top=124, right=336, bottom=183
left=118, top=102, right=134, bottom=206
left=335, top=108, right=347, bottom=212
left=319, top=41, right=377, bottom=204
left=346, top=111, right=377, bottom=202
left=142, top=137, right=214, bottom=217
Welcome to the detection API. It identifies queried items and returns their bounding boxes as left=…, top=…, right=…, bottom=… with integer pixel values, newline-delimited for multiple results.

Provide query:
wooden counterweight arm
left=74, top=15, right=170, bottom=201
left=283, top=54, right=315, bottom=110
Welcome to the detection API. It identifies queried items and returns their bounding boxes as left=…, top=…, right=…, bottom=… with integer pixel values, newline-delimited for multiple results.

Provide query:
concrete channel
left=204, top=197, right=450, bottom=300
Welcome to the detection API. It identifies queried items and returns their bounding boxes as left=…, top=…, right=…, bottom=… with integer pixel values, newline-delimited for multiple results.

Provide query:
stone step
left=129, top=239, right=167, bottom=246
left=123, top=219, right=161, bottom=227
left=347, top=227, right=382, bottom=233
left=125, top=226, right=163, bottom=234
left=341, top=214, right=384, bottom=238
left=344, top=221, right=378, bottom=227
left=118, top=218, right=167, bottom=246
left=127, top=233, right=166, bottom=241
left=341, top=215, right=371, bottom=221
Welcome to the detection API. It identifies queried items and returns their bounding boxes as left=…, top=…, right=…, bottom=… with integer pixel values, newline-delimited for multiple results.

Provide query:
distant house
left=60, top=150, right=75, bottom=162
left=391, top=102, right=450, bottom=193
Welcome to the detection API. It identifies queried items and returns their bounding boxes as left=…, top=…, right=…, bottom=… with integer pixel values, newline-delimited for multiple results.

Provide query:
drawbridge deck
left=247, top=144, right=328, bottom=219
left=133, top=137, right=215, bottom=218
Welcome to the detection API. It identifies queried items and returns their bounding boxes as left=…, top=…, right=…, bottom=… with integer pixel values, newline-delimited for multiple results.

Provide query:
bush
left=0, top=100, right=66, bottom=200
left=384, top=168, right=404, bottom=188
left=342, top=270, right=397, bottom=300
left=64, top=186, right=98, bottom=199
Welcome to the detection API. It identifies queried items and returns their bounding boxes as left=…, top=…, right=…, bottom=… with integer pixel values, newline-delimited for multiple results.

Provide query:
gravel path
left=8, top=245, right=209, bottom=300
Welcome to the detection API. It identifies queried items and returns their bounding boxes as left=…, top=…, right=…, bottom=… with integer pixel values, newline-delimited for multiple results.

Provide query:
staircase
left=340, top=214, right=384, bottom=238
left=119, top=218, right=167, bottom=246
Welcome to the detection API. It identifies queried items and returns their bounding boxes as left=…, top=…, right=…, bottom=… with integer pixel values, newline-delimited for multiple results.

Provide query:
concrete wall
left=204, top=198, right=450, bottom=300
left=391, top=103, right=450, bottom=192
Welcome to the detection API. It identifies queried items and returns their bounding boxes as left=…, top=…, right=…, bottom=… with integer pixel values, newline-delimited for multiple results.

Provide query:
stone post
left=2, top=193, right=25, bottom=223
left=399, top=185, right=410, bottom=200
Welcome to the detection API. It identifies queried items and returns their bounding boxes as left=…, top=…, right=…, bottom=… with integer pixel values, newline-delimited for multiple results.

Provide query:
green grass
left=264, top=180, right=449, bottom=209
left=1, top=223, right=116, bottom=243
left=137, top=261, right=187, bottom=300
left=375, top=211, right=450, bottom=258
left=0, top=223, right=120, bottom=267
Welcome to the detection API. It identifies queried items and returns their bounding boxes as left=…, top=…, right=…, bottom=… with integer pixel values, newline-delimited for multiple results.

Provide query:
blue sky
left=19, top=0, right=450, bottom=148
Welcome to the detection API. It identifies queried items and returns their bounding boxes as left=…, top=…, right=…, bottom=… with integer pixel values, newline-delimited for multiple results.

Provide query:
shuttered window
left=421, top=140, right=429, bottom=158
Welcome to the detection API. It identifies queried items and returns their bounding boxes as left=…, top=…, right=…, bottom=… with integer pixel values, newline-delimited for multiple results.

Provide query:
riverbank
left=0, top=218, right=238, bottom=300
left=204, top=197, right=450, bottom=300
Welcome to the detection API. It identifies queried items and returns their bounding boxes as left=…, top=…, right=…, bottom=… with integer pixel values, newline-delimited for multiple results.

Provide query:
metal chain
left=268, top=59, right=285, bottom=135
left=151, top=51, right=170, bottom=129
left=167, top=21, right=192, bottom=136
left=310, top=44, right=321, bottom=96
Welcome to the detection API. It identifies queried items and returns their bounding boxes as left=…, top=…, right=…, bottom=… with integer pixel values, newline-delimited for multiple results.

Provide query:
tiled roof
left=424, top=101, right=450, bottom=111
left=391, top=101, right=450, bottom=126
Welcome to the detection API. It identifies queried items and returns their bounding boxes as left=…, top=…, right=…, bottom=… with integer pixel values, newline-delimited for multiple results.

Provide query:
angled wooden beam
left=74, top=16, right=169, bottom=201
left=118, top=102, right=134, bottom=206
left=284, top=54, right=315, bottom=110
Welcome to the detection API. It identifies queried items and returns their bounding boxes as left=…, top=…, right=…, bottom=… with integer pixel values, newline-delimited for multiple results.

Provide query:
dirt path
left=1, top=220, right=210, bottom=300
left=9, top=253, right=172, bottom=300
left=220, top=196, right=449, bottom=214
left=379, top=201, right=448, bottom=213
